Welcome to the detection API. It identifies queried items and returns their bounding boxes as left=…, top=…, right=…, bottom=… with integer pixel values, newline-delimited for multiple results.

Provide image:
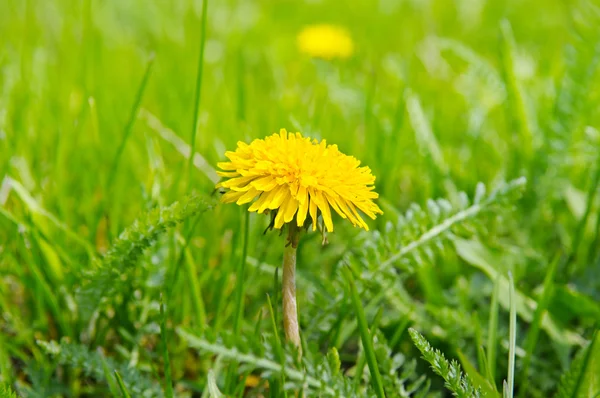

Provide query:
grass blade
left=518, top=254, right=560, bottom=398
left=114, top=370, right=132, bottom=398
left=99, top=355, right=119, bottom=396
left=343, top=266, right=385, bottom=398
left=405, top=88, right=457, bottom=198
left=566, top=157, right=600, bottom=276
left=106, top=54, right=155, bottom=190
left=188, top=0, right=210, bottom=186
left=487, top=274, right=500, bottom=383
left=456, top=349, right=499, bottom=397
left=160, top=296, right=174, bottom=398
left=140, top=109, right=219, bottom=184
left=266, top=294, right=287, bottom=396
left=184, top=246, right=207, bottom=328
left=505, top=272, right=517, bottom=398
left=6, top=177, right=95, bottom=256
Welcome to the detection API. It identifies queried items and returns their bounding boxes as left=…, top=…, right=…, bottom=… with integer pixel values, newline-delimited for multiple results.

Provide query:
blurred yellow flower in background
left=217, top=129, right=382, bottom=232
left=297, top=24, right=354, bottom=60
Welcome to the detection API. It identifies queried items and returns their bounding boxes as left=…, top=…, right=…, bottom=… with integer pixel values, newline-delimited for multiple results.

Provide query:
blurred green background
left=1, top=0, right=600, bottom=396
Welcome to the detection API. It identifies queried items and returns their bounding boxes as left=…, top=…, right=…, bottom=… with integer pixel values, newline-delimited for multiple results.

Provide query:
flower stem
left=282, top=223, right=301, bottom=355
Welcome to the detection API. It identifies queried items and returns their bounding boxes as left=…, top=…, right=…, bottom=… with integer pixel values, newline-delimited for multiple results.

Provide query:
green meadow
left=1, top=0, right=600, bottom=396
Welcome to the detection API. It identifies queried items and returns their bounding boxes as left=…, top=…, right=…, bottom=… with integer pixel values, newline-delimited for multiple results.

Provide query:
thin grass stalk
left=344, top=266, right=386, bottom=398
left=106, top=55, right=155, bottom=191
left=518, top=254, right=560, bottom=398
left=506, top=272, right=517, bottom=398
left=160, top=297, right=174, bottom=398
left=188, top=0, right=210, bottom=187
left=114, top=371, right=132, bottom=398
left=487, top=274, right=500, bottom=383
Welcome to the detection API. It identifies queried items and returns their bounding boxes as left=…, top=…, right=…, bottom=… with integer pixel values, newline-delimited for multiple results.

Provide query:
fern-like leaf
left=77, top=195, right=212, bottom=318
left=372, top=329, right=431, bottom=397
left=409, top=328, right=482, bottom=398
left=38, top=339, right=163, bottom=397
left=378, top=177, right=526, bottom=272
left=178, top=327, right=341, bottom=396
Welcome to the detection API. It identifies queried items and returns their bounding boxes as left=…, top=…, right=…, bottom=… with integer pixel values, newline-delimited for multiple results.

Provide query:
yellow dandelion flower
left=216, top=129, right=382, bottom=232
left=297, top=24, right=354, bottom=60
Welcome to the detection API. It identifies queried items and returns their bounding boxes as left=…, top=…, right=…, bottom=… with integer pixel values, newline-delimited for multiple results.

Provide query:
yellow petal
left=217, top=161, right=238, bottom=171
left=309, top=189, right=318, bottom=231
left=216, top=171, right=240, bottom=177
left=248, top=192, right=271, bottom=213
left=283, top=197, right=299, bottom=223
left=256, top=188, right=282, bottom=213
left=314, top=191, right=333, bottom=232
left=221, top=190, right=246, bottom=204
left=251, top=175, right=278, bottom=191
left=236, top=187, right=260, bottom=205
left=296, top=187, right=309, bottom=227
left=220, top=175, right=257, bottom=189
left=326, top=193, right=346, bottom=219
left=274, top=201, right=287, bottom=229
left=346, top=201, right=369, bottom=230
left=334, top=197, right=360, bottom=226
left=266, top=186, right=289, bottom=210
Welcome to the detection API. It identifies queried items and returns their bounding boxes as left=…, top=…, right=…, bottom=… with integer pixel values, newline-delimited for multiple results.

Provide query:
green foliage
left=556, top=330, right=600, bottom=398
left=38, top=339, right=163, bottom=397
left=372, top=329, right=432, bottom=397
left=409, top=328, right=482, bottom=398
left=361, top=178, right=526, bottom=276
left=179, top=326, right=431, bottom=397
left=344, top=265, right=386, bottom=398
left=207, top=370, right=224, bottom=398
left=0, top=385, right=18, bottom=398
left=178, top=328, right=341, bottom=396
left=77, top=195, right=212, bottom=317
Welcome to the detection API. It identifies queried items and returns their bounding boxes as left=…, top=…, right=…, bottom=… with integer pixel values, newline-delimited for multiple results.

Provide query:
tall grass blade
left=160, top=297, right=174, bottom=398
left=566, top=158, right=600, bottom=276
left=518, top=254, right=560, bottom=397
left=106, top=54, right=155, bottom=190
left=188, top=0, right=210, bottom=186
left=487, top=274, right=500, bottom=383
left=114, top=371, right=132, bottom=398
left=506, top=272, right=517, bottom=398
left=343, top=266, right=385, bottom=398
left=140, top=109, right=219, bottom=184
left=100, top=355, right=120, bottom=396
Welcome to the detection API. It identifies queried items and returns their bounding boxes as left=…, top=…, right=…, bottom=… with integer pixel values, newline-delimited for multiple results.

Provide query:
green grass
left=1, top=0, right=600, bottom=396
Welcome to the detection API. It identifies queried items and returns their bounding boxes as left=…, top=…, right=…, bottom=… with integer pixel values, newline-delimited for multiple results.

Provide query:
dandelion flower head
left=217, top=129, right=382, bottom=232
left=297, top=24, right=354, bottom=60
